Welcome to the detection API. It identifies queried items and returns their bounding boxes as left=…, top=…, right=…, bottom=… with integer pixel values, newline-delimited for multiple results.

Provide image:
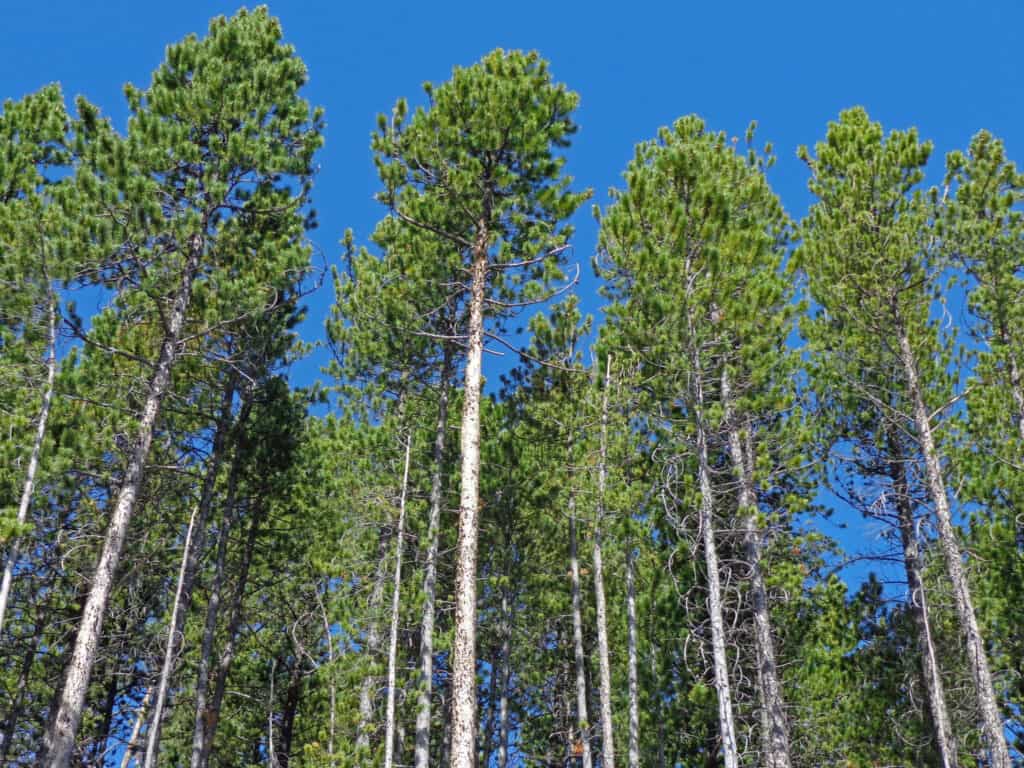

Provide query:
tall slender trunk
left=569, top=506, right=594, bottom=768
left=593, top=354, right=616, bottom=768
left=190, top=395, right=251, bottom=768
left=896, top=325, right=1010, bottom=768
left=721, top=370, right=790, bottom=768
left=194, top=508, right=261, bottom=768
left=278, top=661, right=302, bottom=768
left=45, top=235, right=202, bottom=768
left=145, top=378, right=236, bottom=767
left=496, top=590, right=512, bottom=768
left=357, top=527, right=392, bottom=753
left=0, top=293, right=57, bottom=634
left=889, top=448, right=958, bottom=768
left=691, top=353, right=739, bottom=768
left=384, top=431, right=414, bottom=768
left=625, top=546, right=640, bottom=768
left=415, top=351, right=451, bottom=768
left=450, top=227, right=488, bottom=768
left=120, top=687, right=152, bottom=768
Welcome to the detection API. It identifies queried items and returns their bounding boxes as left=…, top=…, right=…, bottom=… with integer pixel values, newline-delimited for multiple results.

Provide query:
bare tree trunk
left=120, top=687, right=152, bottom=768
left=721, top=371, right=790, bottom=768
left=0, top=294, right=56, bottom=634
left=194, top=509, right=261, bottom=768
left=692, top=365, right=739, bottom=768
left=890, top=451, right=958, bottom=768
left=450, top=228, right=488, bottom=768
left=625, top=546, right=640, bottom=768
left=415, top=351, right=451, bottom=768
left=190, top=398, right=250, bottom=768
left=570, top=505, right=594, bottom=768
left=44, top=236, right=202, bottom=768
left=593, top=354, right=616, bottom=768
left=496, top=590, right=512, bottom=768
left=896, top=326, right=1010, bottom=768
left=357, top=527, right=392, bottom=753
left=384, top=431, right=414, bottom=768
left=145, top=378, right=236, bottom=767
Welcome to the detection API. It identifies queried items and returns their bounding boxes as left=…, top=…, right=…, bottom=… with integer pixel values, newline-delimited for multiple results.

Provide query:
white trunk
left=625, top=546, right=640, bottom=768
left=414, top=354, right=451, bottom=768
left=1007, top=348, right=1024, bottom=443
left=384, top=431, right=414, bottom=768
left=896, top=328, right=1010, bottom=768
left=0, top=294, right=57, bottom=634
left=143, top=503, right=200, bottom=768
left=892, top=456, right=958, bottom=768
left=145, top=381, right=234, bottom=767
left=721, top=371, right=790, bottom=768
left=593, top=354, right=615, bottom=768
left=450, top=234, right=488, bottom=768
left=496, top=590, right=512, bottom=768
left=44, top=236, right=201, bottom=768
left=690, top=347, right=739, bottom=768
left=119, top=687, right=152, bottom=768
left=570, top=508, right=594, bottom=768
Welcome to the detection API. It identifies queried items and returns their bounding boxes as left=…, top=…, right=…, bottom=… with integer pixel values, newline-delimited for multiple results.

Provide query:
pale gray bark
left=0, top=293, right=56, bottom=635
left=721, top=371, right=790, bottom=768
left=890, top=453, right=958, bottom=768
left=414, top=352, right=451, bottom=768
left=450, top=232, right=488, bottom=768
left=897, top=326, right=1010, bottom=768
left=44, top=235, right=202, bottom=768
left=625, top=546, right=640, bottom=768
left=496, top=590, right=512, bottom=768
left=569, top=506, right=594, bottom=768
left=592, top=354, right=615, bottom=768
left=119, top=687, right=152, bottom=768
left=145, top=380, right=235, bottom=768
left=384, top=431, right=414, bottom=768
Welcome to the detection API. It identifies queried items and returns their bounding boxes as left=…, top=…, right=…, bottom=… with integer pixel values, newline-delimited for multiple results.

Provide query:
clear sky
left=3, top=0, right=1022, bottom=590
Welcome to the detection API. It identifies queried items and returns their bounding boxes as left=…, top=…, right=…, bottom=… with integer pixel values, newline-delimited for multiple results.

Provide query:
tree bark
left=496, top=589, right=512, bottom=768
left=194, top=507, right=261, bottom=768
left=44, top=235, right=202, bottom=768
left=384, top=430, right=414, bottom=768
left=896, top=325, right=1010, bottom=768
left=625, top=545, right=640, bottom=768
left=415, top=351, right=451, bottom=768
left=120, top=687, right=152, bottom=768
left=145, top=377, right=236, bottom=767
left=593, top=354, right=616, bottom=768
left=278, top=661, right=302, bottom=768
left=721, top=370, right=790, bottom=768
left=356, top=527, right=392, bottom=753
left=889, top=448, right=958, bottom=768
left=690, top=349, right=739, bottom=768
left=450, top=226, right=488, bottom=768
left=570, top=505, right=594, bottom=768
left=0, top=293, right=57, bottom=635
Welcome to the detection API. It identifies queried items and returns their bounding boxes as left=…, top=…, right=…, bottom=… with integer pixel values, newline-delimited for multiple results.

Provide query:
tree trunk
left=889, top=449, right=958, bottom=768
left=721, top=371, right=790, bottom=768
left=145, top=378, right=236, bottom=767
left=415, top=350, right=452, bottom=768
left=593, top=355, right=616, bottom=768
left=450, top=227, right=488, bottom=768
left=384, top=430, right=414, bottom=768
left=190, top=395, right=251, bottom=768
left=496, top=590, right=512, bottom=768
left=278, top=661, right=302, bottom=768
left=120, top=687, right=152, bottom=768
left=357, top=527, right=392, bottom=753
left=896, top=325, right=1010, bottom=768
left=44, top=235, right=202, bottom=768
left=0, top=293, right=57, bottom=635
left=194, top=508, right=261, bottom=768
left=625, top=545, right=640, bottom=768
left=692, top=367, right=739, bottom=768
left=570, top=506, right=594, bottom=768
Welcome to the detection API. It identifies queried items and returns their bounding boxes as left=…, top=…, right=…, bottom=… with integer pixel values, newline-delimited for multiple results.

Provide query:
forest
left=1, top=6, right=1022, bottom=767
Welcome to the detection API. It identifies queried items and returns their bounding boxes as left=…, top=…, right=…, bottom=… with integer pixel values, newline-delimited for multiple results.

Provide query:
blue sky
left=3, top=0, right=1022, bottom=590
